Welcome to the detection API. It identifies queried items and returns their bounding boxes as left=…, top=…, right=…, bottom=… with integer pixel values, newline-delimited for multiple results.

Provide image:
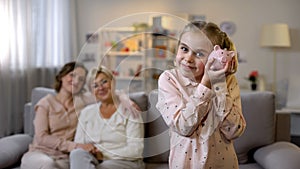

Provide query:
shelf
left=99, top=25, right=179, bottom=92
left=151, top=58, right=173, bottom=61
left=101, top=27, right=136, bottom=32
left=107, top=51, right=144, bottom=56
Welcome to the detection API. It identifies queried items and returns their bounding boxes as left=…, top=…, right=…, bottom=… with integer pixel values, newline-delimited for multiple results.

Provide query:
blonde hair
left=179, top=21, right=238, bottom=74
left=87, top=65, right=115, bottom=91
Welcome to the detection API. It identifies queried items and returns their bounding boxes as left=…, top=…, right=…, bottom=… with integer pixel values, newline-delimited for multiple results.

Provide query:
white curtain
left=0, top=0, right=77, bottom=137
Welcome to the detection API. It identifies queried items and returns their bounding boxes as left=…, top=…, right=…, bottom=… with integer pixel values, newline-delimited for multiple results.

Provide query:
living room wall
left=75, top=0, right=300, bottom=104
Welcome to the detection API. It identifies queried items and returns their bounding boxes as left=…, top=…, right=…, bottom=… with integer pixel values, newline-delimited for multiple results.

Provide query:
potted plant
left=247, top=70, right=259, bottom=91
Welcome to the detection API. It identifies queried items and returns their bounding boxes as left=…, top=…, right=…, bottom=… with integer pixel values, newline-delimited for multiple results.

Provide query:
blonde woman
left=70, top=65, right=144, bottom=169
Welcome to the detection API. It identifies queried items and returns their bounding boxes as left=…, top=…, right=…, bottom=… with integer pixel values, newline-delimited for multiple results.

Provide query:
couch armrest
left=254, top=141, right=300, bottom=169
left=0, top=134, right=33, bottom=169
left=24, top=102, right=32, bottom=135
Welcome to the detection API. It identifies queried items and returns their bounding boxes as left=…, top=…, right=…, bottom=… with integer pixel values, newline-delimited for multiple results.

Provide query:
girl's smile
left=176, top=31, right=213, bottom=82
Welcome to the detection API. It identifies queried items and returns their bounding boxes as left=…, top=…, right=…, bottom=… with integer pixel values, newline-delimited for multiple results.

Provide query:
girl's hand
left=225, top=59, right=236, bottom=76
left=203, top=57, right=228, bottom=85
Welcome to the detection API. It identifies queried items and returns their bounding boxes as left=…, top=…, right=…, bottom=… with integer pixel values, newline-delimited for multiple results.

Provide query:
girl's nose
left=184, top=52, right=194, bottom=63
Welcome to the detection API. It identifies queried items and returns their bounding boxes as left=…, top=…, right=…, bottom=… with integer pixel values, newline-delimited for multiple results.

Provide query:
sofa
left=1, top=87, right=300, bottom=169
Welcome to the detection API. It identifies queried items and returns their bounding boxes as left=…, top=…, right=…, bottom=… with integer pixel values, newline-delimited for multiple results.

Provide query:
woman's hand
left=76, top=143, right=98, bottom=153
left=76, top=143, right=103, bottom=160
left=93, top=151, right=103, bottom=161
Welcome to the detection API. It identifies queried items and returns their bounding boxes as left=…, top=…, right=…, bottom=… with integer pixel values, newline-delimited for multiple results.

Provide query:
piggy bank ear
left=228, top=51, right=236, bottom=58
left=214, top=45, right=221, bottom=51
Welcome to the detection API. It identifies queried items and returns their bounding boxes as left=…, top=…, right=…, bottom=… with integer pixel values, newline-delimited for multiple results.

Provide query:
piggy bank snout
left=221, top=56, right=227, bottom=62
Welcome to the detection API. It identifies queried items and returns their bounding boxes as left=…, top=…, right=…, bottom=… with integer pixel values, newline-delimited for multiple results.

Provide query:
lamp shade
left=260, top=23, right=291, bottom=47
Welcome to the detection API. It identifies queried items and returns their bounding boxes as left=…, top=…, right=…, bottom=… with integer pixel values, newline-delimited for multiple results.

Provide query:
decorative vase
left=251, top=83, right=257, bottom=91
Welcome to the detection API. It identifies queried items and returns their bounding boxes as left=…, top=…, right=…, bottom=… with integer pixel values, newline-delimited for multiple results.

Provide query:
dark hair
left=179, top=21, right=238, bottom=73
left=54, top=61, right=88, bottom=92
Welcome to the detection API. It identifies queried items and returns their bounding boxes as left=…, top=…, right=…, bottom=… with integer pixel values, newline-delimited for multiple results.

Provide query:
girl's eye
left=180, top=46, right=188, bottom=52
left=196, top=52, right=205, bottom=57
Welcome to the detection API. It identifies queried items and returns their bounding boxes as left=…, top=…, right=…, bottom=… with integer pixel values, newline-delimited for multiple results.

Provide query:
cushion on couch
left=254, top=141, right=300, bottom=169
left=234, top=91, right=275, bottom=164
left=129, top=91, right=148, bottom=112
left=143, top=90, right=170, bottom=163
left=0, top=134, right=32, bottom=169
left=23, top=102, right=32, bottom=135
left=28, top=87, right=56, bottom=136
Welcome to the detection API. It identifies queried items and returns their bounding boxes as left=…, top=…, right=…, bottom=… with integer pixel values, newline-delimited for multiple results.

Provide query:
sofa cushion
left=234, top=91, right=275, bottom=164
left=28, top=87, right=56, bottom=136
left=145, top=163, right=169, bottom=169
left=254, top=141, right=300, bottom=169
left=129, top=91, right=149, bottom=131
left=0, top=134, right=32, bottom=169
left=129, top=91, right=148, bottom=112
left=23, top=102, right=32, bottom=135
left=239, top=163, right=264, bottom=169
left=143, top=90, right=170, bottom=163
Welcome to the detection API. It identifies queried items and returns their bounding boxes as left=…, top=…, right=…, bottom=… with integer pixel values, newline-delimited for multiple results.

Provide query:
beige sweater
left=29, top=93, right=93, bottom=159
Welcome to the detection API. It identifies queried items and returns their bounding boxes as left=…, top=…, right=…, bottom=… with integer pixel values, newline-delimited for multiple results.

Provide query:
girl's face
left=90, top=73, right=114, bottom=102
left=175, top=31, right=213, bottom=82
left=61, top=67, right=86, bottom=95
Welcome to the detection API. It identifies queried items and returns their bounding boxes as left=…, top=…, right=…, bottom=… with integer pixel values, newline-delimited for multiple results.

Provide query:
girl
left=156, top=21, right=246, bottom=169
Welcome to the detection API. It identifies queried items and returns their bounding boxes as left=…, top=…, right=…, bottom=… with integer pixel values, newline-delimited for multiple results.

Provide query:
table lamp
left=260, top=23, right=291, bottom=93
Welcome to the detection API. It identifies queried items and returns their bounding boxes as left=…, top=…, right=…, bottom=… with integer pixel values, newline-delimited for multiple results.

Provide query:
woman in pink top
left=156, top=21, right=246, bottom=169
left=21, top=62, right=98, bottom=169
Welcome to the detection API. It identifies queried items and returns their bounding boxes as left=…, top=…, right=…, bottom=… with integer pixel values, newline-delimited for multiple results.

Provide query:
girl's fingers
left=206, top=57, right=215, bottom=69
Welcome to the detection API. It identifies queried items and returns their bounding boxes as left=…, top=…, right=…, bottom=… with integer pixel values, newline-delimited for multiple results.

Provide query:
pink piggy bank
left=209, top=45, right=235, bottom=70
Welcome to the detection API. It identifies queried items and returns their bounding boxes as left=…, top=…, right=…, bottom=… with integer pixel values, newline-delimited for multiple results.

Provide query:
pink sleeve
left=156, top=71, right=213, bottom=136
